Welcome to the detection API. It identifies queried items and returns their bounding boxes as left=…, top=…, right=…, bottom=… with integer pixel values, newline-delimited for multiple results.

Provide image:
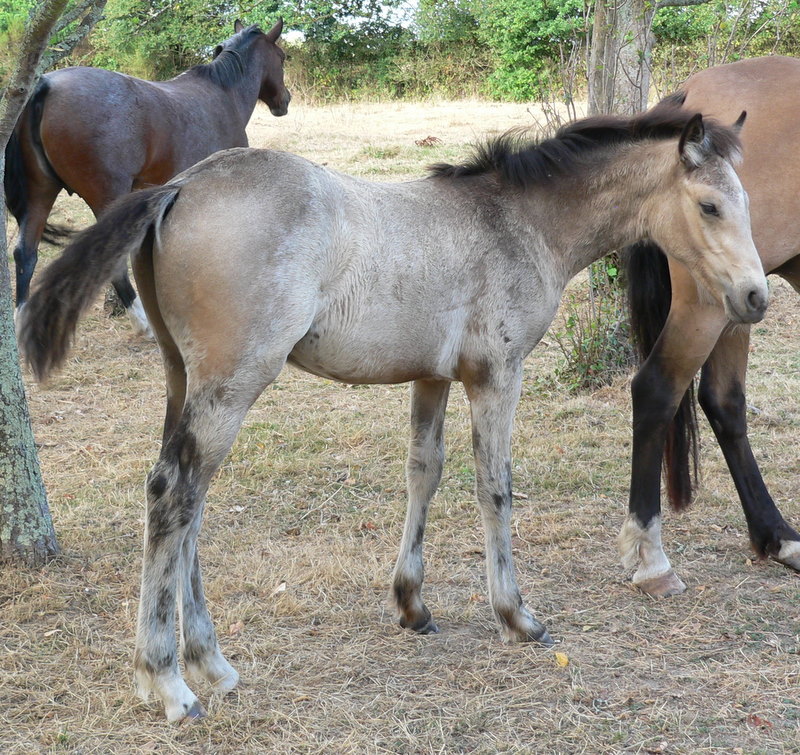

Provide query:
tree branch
left=40, top=0, right=108, bottom=73
left=655, top=0, right=710, bottom=9
left=0, top=0, right=69, bottom=142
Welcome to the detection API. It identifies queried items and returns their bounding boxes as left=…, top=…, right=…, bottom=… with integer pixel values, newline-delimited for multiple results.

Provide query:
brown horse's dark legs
left=698, top=330, right=800, bottom=569
left=11, top=182, right=60, bottom=308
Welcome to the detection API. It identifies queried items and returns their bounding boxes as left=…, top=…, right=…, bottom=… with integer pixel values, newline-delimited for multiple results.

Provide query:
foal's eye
left=700, top=202, right=719, bottom=217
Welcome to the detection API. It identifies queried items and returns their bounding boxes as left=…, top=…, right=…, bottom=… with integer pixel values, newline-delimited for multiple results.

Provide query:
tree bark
left=588, top=0, right=709, bottom=116
left=0, top=0, right=106, bottom=565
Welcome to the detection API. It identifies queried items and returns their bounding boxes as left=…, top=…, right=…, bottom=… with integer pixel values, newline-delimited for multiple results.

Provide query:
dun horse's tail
left=18, top=186, right=180, bottom=381
left=626, top=241, right=699, bottom=511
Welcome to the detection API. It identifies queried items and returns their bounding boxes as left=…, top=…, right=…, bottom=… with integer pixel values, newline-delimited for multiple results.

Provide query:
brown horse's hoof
left=635, top=570, right=687, bottom=598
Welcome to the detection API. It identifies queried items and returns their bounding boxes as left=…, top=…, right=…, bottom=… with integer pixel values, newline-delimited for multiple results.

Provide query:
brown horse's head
left=248, top=19, right=291, bottom=117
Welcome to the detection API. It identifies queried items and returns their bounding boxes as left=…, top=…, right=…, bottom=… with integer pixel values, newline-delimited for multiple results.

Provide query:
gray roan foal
left=19, top=104, right=768, bottom=723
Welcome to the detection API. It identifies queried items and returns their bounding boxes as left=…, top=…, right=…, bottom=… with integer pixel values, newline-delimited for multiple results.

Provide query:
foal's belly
left=287, top=322, right=455, bottom=385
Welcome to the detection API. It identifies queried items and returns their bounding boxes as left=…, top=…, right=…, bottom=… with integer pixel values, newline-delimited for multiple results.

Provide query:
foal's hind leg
left=134, top=380, right=267, bottom=722
left=463, top=362, right=551, bottom=645
left=392, top=379, right=450, bottom=634
left=699, top=325, right=800, bottom=570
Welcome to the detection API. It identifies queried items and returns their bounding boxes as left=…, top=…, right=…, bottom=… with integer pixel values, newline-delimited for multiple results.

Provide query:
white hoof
left=127, top=297, right=154, bottom=340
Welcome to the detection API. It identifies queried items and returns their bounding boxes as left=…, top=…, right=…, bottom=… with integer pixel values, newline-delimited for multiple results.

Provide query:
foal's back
left=152, top=148, right=562, bottom=385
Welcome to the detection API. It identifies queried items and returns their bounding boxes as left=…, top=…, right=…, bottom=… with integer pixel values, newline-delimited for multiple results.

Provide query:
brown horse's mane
left=429, top=103, right=740, bottom=188
left=186, top=25, right=265, bottom=88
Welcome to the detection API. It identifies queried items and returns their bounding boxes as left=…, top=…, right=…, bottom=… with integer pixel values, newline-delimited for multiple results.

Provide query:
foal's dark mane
left=185, top=25, right=265, bottom=88
left=429, top=104, right=740, bottom=188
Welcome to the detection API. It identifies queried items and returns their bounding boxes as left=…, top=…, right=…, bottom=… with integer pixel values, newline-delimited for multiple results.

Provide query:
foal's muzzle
left=724, top=280, right=769, bottom=324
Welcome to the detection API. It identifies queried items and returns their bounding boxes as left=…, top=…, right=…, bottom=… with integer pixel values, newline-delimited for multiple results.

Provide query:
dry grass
left=2, top=101, right=799, bottom=753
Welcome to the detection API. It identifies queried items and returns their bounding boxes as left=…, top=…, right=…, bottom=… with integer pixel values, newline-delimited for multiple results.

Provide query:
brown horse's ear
left=234, top=19, right=244, bottom=33
left=265, top=17, right=283, bottom=43
left=679, top=112, right=707, bottom=168
left=732, top=110, right=747, bottom=133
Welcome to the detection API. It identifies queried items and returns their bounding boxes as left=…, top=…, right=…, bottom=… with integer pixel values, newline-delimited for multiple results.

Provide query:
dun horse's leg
left=392, top=379, right=450, bottom=634
left=698, top=327, right=800, bottom=569
left=134, top=387, right=256, bottom=722
left=621, top=304, right=727, bottom=596
left=463, top=362, right=551, bottom=645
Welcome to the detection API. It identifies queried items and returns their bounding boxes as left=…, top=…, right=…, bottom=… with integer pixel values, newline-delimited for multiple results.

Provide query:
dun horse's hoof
left=635, top=570, right=687, bottom=598
left=774, top=540, right=800, bottom=571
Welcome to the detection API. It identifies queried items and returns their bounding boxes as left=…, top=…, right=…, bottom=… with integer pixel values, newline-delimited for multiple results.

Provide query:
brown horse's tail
left=18, top=185, right=180, bottom=381
left=4, top=78, right=75, bottom=243
left=626, top=240, right=700, bottom=511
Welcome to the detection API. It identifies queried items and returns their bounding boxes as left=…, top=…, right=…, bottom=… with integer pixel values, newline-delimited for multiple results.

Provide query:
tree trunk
left=0, top=181, right=58, bottom=565
left=588, top=0, right=656, bottom=116
left=0, top=0, right=105, bottom=566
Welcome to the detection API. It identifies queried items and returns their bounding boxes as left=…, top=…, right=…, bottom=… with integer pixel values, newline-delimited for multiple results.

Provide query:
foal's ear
left=266, top=17, right=284, bottom=43
left=679, top=113, right=707, bottom=168
left=732, top=110, right=747, bottom=133
left=234, top=19, right=245, bottom=33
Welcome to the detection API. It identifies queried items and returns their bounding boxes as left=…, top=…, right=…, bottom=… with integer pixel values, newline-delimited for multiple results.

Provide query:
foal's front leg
left=392, top=379, right=450, bottom=633
left=464, top=363, right=552, bottom=646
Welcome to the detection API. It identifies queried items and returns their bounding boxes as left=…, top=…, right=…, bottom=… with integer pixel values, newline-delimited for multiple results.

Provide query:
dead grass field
left=2, top=100, right=799, bottom=754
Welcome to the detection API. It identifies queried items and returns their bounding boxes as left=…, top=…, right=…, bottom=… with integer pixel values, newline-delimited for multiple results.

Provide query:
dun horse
left=621, top=57, right=800, bottom=597
left=4, top=19, right=290, bottom=337
left=20, top=107, right=767, bottom=722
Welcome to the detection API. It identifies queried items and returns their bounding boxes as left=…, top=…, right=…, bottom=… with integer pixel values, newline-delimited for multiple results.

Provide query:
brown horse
left=621, top=56, right=800, bottom=596
left=4, top=19, right=290, bottom=336
left=19, top=106, right=766, bottom=721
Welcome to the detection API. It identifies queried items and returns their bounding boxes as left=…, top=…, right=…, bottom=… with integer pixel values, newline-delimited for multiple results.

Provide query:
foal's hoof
left=501, top=615, right=554, bottom=647
left=635, top=570, right=687, bottom=598
left=180, top=700, right=208, bottom=724
left=774, top=540, right=800, bottom=571
left=400, top=613, right=439, bottom=635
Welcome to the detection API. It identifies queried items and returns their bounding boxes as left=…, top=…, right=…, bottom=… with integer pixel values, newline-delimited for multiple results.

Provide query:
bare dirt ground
left=2, top=100, right=799, bottom=753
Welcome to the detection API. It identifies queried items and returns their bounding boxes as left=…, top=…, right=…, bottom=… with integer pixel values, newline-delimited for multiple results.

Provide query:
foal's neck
left=534, top=140, right=675, bottom=280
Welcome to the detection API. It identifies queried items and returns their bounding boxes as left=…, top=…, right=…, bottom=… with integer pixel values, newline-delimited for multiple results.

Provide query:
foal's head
left=638, top=108, right=766, bottom=323
left=431, top=105, right=767, bottom=324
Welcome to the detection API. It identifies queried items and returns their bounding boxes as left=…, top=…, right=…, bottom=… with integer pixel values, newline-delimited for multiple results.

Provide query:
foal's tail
left=626, top=241, right=699, bottom=511
left=18, top=185, right=180, bottom=381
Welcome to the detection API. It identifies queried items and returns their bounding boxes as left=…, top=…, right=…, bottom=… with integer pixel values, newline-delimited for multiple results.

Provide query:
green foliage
left=88, top=0, right=261, bottom=78
left=553, top=259, right=634, bottom=393
left=474, top=0, right=588, bottom=100
left=416, top=0, right=478, bottom=44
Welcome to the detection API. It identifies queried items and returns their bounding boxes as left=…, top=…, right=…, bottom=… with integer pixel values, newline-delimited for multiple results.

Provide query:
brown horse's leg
left=620, top=297, right=728, bottom=596
left=462, top=360, right=551, bottom=645
left=11, top=178, right=61, bottom=309
left=392, top=378, right=450, bottom=634
left=698, top=326, right=800, bottom=569
left=84, top=176, right=153, bottom=337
